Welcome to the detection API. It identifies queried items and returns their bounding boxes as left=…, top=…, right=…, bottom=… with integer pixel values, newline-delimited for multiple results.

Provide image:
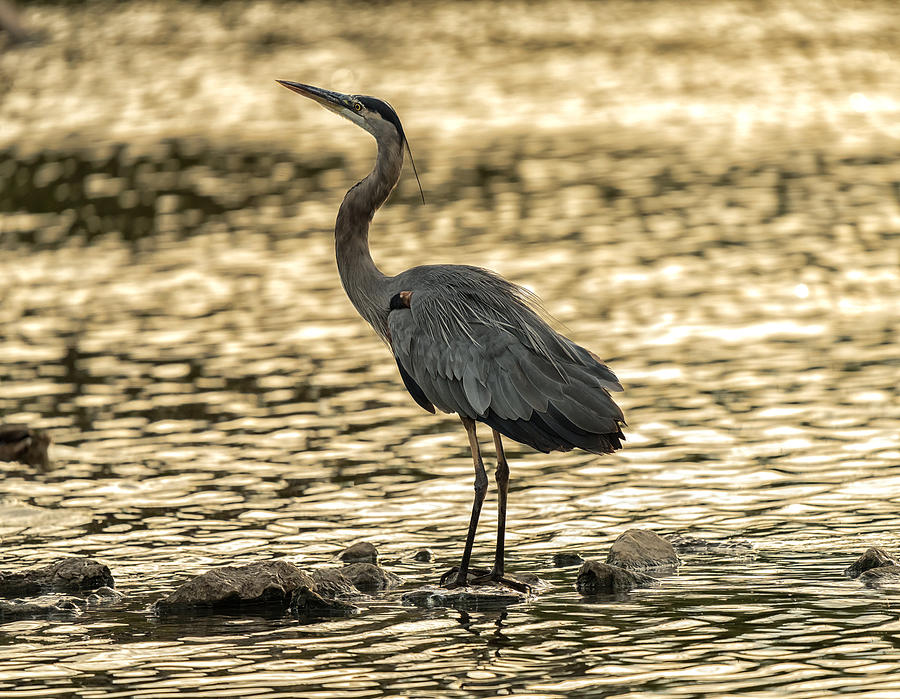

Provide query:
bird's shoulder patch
left=389, top=290, right=414, bottom=310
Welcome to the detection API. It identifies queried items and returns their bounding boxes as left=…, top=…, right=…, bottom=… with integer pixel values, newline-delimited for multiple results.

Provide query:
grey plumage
left=387, top=265, right=625, bottom=454
left=278, top=80, right=626, bottom=589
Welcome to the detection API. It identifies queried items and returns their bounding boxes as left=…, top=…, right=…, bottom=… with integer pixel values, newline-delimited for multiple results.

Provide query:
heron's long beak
left=276, top=80, right=352, bottom=115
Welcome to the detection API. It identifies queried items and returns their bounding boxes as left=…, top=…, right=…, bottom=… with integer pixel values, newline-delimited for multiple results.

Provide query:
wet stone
left=290, top=586, right=359, bottom=617
left=553, top=552, right=585, bottom=567
left=844, top=547, right=899, bottom=579
left=0, top=595, right=83, bottom=620
left=152, top=560, right=400, bottom=616
left=402, top=587, right=527, bottom=611
left=412, top=548, right=434, bottom=563
left=339, top=542, right=378, bottom=564
left=84, top=586, right=125, bottom=606
left=288, top=566, right=390, bottom=617
left=516, top=572, right=548, bottom=589
left=0, top=557, right=114, bottom=597
left=858, top=565, right=900, bottom=587
left=153, top=559, right=312, bottom=614
left=308, top=568, right=358, bottom=598
left=340, top=562, right=400, bottom=592
left=576, top=560, right=658, bottom=595
left=607, top=529, right=680, bottom=571
left=667, top=533, right=755, bottom=557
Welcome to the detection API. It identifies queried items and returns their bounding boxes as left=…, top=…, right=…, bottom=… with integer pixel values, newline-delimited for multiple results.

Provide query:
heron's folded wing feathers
left=387, top=281, right=625, bottom=454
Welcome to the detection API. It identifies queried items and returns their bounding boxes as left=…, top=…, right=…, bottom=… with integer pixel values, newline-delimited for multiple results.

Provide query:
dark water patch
left=0, top=141, right=344, bottom=247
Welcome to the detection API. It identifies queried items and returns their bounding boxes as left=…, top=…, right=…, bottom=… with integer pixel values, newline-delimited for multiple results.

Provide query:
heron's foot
left=440, top=566, right=531, bottom=593
left=440, top=566, right=491, bottom=588
left=470, top=570, right=532, bottom=594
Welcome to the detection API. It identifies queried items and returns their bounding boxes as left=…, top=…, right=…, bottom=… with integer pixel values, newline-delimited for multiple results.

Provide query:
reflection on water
left=1, top=0, right=900, bottom=696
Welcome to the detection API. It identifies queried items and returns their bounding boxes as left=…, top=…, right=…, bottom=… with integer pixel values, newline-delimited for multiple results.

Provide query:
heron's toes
left=470, top=572, right=532, bottom=594
left=440, top=566, right=491, bottom=588
left=441, top=565, right=532, bottom=593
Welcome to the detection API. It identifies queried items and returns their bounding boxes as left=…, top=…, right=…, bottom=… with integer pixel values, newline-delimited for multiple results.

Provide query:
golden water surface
left=1, top=1, right=899, bottom=696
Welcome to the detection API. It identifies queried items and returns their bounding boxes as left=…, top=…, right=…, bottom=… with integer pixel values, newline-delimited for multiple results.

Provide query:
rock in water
left=154, top=560, right=313, bottom=614
left=43, top=558, right=115, bottom=591
left=667, top=533, right=754, bottom=557
left=576, top=560, right=658, bottom=594
left=844, top=548, right=899, bottom=579
left=412, top=548, right=433, bottom=563
left=307, top=568, right=358, bottom=599
left=84, top=586, right=125, bottom=606
left=607, top=530, right=680, bottom=570
left=402, top=587, right=527, bottom=610
left=153, top=560, right=395, bottom=617
left=340, top=563, right=400, bottom=592
left=0, top=595, right=83, bottom=620
left=290, top=586, right=359, bottom=616
left=516, top=572, right=547, bottom=589
left=0, top=557, right=114, bottom=597
left=553, top=552, right=585, bottom=567
left=339, top=542, right=378, bottom=564
left=859, top=565, right=900, bottom=587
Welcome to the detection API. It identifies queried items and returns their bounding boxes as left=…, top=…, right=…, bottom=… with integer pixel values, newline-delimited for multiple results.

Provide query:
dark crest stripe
left=358, top=96, right=406, bottom=143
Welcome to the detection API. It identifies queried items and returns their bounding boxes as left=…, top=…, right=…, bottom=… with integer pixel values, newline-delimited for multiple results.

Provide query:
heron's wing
left=387, top=283, right=625, bottom=455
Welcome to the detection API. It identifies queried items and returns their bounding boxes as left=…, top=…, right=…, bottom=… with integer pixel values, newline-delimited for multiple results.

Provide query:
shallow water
left=2, top=1, right=900, bottom=696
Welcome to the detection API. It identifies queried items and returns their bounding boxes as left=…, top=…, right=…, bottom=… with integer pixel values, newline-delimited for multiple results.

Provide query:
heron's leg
left=468, top=431, right=531, bottom=593
left=491, top=429, right=510, bottom=578
left=450, top=416, right=488, bottom=587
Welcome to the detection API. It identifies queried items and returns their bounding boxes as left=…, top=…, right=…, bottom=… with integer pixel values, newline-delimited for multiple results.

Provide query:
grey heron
left=277, top=81, right=626, bottom=591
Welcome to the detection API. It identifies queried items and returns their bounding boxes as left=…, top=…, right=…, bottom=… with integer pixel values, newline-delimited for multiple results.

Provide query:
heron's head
left=276, top=80, right=407, bottom=147
left=277, top=80, right=424, bottom=202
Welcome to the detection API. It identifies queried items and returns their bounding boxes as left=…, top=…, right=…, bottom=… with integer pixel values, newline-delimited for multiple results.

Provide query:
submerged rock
left=553, top=552, right=585, bottom=567
left=290, top=585, right=360, bottom=616
left=667, top=533, right=755, bottom=557
left=576, top=560, right=658, bottom=595
left=341, top=563, right=400, bottom=592
left=607, top=530, right=680, bottom=571
left=402, top=586, right=527, bottom=610
left=859, top=565, right=900, bottom=587
left=84, top=586, right=125, bottom=606
left=153, top=559, right=398, bottom=617
left=0, top=425, right=51, bottom=469
left=154, top=560, right=314, bottom=614
left=412, top=548, right=434, bottom=563
left=290, top=565, right=394, bottom=614
left=0, top=595, right=83, bottom=620
left=844, top=548, right=899, bottom=579
left=516, top=572, right=548, bottom=589
left=397, top=548, right=434, bottom=564
left=339, top=542, right=378, bottom=564
left=0, top=557, right=114, bottom=597
left=307, top=568, right=358, bottom=598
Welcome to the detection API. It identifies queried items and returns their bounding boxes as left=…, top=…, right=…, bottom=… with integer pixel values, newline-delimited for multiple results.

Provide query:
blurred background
left=1, top=1, right=899, bottom=696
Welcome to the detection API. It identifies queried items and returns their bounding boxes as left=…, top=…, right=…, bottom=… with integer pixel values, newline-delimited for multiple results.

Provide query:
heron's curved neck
left=335, top=132, right=403, bottom=332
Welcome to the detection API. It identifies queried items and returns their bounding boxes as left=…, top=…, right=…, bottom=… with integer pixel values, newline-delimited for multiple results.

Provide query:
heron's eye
left=354, top=103, right=362, bottom=112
